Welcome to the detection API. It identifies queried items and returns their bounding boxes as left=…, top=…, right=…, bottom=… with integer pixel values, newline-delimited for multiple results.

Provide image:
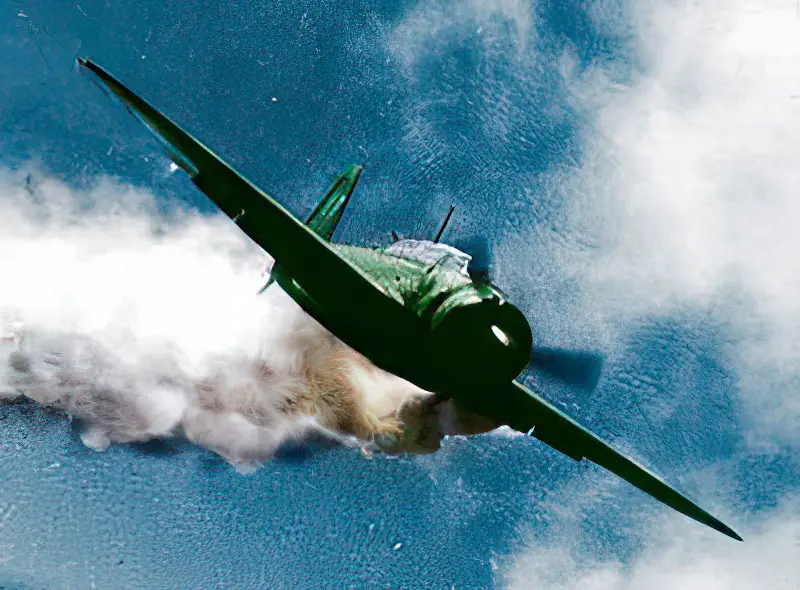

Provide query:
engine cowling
left=424, top=283, right=533, bottom=384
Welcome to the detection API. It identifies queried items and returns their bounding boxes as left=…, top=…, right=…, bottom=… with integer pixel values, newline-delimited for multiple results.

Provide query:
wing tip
left=76, top=56, right=98, bottom=75
left=708, top=517, right=743, bottom=542
left=76, top=56, right=201, bottom=178
left=508, top=380, right=743, bottom=542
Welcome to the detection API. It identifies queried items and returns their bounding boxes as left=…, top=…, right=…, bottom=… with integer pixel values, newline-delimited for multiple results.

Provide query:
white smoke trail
left=0, top=163, right=380, bottom=471
left=0, top=161, right=508, bottom=473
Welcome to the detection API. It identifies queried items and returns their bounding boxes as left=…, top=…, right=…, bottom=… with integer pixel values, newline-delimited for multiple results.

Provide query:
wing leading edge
left=498, top=380, right=742, bottom=541
left=77, top=57, right=405, bottom=331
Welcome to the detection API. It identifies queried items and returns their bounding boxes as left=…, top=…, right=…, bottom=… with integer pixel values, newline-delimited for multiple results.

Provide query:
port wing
left=496, top=380, right=742, bottom=541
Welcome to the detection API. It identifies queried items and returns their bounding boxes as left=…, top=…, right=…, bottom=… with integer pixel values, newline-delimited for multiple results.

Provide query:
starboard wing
left=78, top=57, right=404, bottom=328
left=498, top=380, right=742, bottom=541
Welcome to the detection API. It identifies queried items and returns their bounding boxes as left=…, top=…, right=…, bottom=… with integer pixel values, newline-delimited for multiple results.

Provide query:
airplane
left=75, top=57, right=742, bottom=542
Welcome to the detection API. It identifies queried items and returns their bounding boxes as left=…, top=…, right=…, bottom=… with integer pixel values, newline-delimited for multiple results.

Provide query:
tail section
left=306, top=164, right=363, bottom=241
left=259, top=164, right=362, bottom=293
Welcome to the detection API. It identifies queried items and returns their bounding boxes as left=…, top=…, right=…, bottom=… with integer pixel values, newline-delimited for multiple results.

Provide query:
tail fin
left=259, top=164, right=362, bottom=293
left=306, top=164, right=363, bottom=241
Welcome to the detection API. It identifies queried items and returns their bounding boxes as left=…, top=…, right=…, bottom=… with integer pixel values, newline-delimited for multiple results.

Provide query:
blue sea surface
left=1, top=1, right=798, bottom=588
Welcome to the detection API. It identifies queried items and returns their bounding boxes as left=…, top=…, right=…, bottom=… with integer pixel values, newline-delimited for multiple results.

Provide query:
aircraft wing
left=78, top=58, right=406, bottom=327
left=497, top=380, right=742, bottom=541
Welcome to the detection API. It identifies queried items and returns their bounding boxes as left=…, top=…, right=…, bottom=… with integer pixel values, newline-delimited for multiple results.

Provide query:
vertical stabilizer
left=306, top=164, right=363, bottom=241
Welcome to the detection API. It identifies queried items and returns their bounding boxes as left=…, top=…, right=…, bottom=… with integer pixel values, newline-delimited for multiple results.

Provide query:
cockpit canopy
left=384, top=239, right=472, bottom=276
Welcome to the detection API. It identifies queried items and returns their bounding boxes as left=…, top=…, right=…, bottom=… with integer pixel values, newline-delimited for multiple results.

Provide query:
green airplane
left=76, top=57, right=742, bottom=542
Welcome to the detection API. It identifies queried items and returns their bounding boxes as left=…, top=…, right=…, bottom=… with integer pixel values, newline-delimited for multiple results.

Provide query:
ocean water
left=1, top=0, right=798, bottom=588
